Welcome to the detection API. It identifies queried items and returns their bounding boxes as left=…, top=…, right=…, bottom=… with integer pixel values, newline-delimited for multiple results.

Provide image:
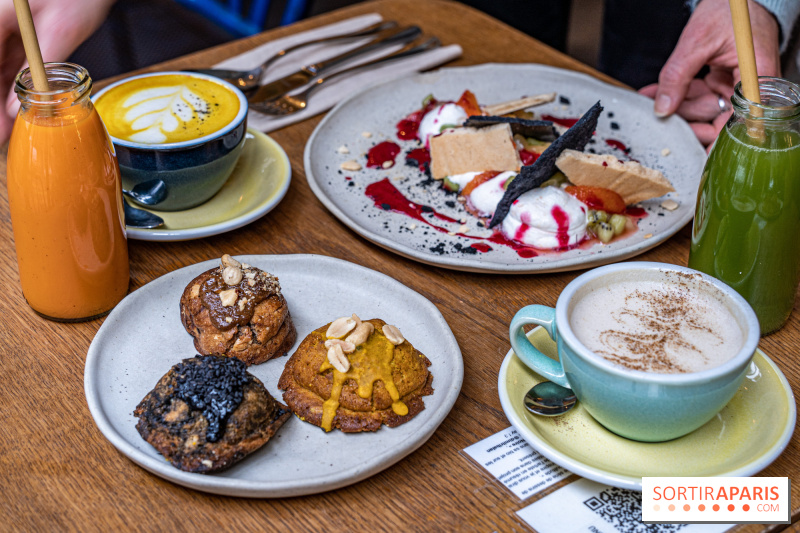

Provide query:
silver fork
left=185, top=20, right=397, bottom=93
left=252, top=37, right=441, bottom=117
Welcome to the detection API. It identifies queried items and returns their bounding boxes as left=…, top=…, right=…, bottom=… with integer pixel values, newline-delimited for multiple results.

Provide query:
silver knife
left=247, top=25, right=422, bottom=104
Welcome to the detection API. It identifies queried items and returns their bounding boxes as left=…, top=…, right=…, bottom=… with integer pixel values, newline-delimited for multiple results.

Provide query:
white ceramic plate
left=127, top=129, right=291, bottom=242
left=304, top=63, right=707, bottom=273
left=84, top=254, right=463, bottom=497
left=498, top=327, right=796, bottom=490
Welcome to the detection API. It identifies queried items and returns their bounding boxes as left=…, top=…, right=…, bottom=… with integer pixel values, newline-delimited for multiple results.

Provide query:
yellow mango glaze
left=94, top=74, right=240, bottom=144
left=319, top=328, right=408, bottom=432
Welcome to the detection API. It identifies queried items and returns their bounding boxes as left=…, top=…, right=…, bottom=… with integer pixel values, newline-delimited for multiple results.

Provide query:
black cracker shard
left=488, top=100, right=604, bottom=229
left=462, top=116, right=559, bottom=142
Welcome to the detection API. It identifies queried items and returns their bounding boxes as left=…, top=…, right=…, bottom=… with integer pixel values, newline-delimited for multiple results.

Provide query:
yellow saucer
left=498, top=327, right=796, bottom=490
left=126, top=128, right=290, bottom=242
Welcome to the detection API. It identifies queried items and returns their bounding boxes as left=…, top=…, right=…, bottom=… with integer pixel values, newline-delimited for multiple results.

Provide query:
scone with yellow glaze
left=277, top=315, right=434, bottom=432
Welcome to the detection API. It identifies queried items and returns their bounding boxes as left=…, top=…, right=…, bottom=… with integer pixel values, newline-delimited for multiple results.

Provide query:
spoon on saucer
left=123, top=200, right=164, bottom=229
left=524, top=381, right=577, bottom=416
left=122, top=179, right=167, bottom=206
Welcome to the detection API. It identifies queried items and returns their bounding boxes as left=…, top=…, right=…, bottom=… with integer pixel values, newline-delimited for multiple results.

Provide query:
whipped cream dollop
left=445, top=171, right=481, bottom=191
left=467, top=171, right=517, bottom=217
left=501, top=187, right=588, bottom=249
left=418, top=103, right=468, bottom=147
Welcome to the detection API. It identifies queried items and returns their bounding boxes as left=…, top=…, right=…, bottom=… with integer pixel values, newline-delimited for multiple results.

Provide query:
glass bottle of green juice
left=689, top=77, right=800, bottom=335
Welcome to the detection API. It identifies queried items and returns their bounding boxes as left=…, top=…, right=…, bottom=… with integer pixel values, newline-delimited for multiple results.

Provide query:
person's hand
left=638, top=0, right=780, bottom=147
left=0, top=0, right=115, bottom=144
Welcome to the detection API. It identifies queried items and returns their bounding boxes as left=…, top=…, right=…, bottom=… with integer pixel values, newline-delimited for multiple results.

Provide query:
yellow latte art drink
left=95, top=74, right=241, bottom=144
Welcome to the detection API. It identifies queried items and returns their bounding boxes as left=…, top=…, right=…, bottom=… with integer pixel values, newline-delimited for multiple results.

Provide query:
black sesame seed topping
left=172, top=356, right=251, bottom=442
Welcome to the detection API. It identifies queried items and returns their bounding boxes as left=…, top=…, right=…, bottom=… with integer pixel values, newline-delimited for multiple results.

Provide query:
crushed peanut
left=222, top=265, right=243, bottom=286
left=345, top=321, right=374, bottom=346
left=190, top=284, right=200, bottom=299
left=325, top=338, right=356, bottom=354
left=361, top=131, right=372, bottom=138
left=327, top=344, right=350, bottom=373
left=382, top=160, right=393, bottom=169
left=661, top=199, right=679, bottom=211
left=337, top=145, right=350, bottom=154
left=219, top=289, right=238, bottom=307
left=221, top=254, right=240, bottom=268
left=326, top=316, right=357, bottom=339
left=340, top=160, right=362, bottom=171
left=382, top=324, right=405, bottom=345
left=661, top=148, right=671, bottom=156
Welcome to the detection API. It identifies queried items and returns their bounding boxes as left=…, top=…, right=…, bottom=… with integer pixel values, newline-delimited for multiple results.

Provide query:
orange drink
left=7, top=63, right=129, bottom=321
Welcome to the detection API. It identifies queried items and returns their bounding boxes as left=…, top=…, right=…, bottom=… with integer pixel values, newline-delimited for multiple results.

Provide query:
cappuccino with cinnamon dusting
left=569, top=276, right=744, bottom=374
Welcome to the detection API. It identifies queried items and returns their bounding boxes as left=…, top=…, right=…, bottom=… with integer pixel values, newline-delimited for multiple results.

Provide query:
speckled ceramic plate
left=84, top=254, right=463, bottom=497
left=304, top=63, right=707, bottom=273
left=499, top=327, right=796, bottom=490
left=126, top=129, right=290, bottom=242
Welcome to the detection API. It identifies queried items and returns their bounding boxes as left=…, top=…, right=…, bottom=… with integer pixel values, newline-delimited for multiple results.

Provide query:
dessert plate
left=498, top=327, right=796, bottom=490
left=84, top=254, right=463, bottom=497
left=126, top=129, right=290, bottom=242
left=304, top=63, right=707, bottom=273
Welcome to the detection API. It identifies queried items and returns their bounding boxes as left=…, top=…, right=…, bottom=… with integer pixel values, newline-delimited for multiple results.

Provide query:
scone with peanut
left=180, top=255, right=296, bottom=365
left=278, top=315, right=434, bottom=432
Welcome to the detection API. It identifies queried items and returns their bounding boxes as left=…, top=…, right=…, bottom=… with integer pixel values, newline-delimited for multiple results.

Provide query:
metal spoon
left=186, top=20, right=397, bottom=93
left=122, top=179, right=167, bottom=206
left=123, top=200, right=164, bottom=229
left=524, top=381, right=577, bottom=417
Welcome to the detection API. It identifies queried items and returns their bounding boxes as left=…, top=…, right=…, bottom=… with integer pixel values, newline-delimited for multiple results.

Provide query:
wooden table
left=2, top=1, right=798, bottom=531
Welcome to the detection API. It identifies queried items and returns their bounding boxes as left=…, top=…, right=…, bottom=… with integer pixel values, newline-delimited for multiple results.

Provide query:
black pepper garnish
left=172, top=356, right=251, bottom=442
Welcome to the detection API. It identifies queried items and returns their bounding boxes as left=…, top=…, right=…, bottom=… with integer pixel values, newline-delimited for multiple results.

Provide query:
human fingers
left=638, top=84, right=658, bottom=99
left=705, top=69, right=734, bottom=98
left=690, top=122, right=720, bottom=147
left=676, top=91, right=729, bottom=122
left=652, top=0, right=729, bottom=118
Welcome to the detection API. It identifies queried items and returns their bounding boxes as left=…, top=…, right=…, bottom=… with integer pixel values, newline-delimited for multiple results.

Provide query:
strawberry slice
left=456, top=90, right=482, bottom=117
left=565, top=186, right=626, bottom=214
left=462, top=171, right=501, bottom=197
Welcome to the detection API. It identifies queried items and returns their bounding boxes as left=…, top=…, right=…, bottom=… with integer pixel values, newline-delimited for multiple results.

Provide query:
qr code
left=583, top=487, right=688, bottom=533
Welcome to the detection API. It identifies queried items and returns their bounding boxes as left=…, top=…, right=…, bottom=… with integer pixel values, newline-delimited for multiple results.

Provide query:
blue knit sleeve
left=688, top=0, right=800, bottom=52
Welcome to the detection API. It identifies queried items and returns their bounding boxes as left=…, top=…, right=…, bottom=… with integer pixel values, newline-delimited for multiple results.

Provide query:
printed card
left=516, top=478, right=735, bottom=533
left=463, top=427, right=570, bottom=499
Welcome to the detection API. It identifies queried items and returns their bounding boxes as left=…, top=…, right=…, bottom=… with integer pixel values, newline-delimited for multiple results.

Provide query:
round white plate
left=127, top=129, right=291, bottom=242
left=304, top=63, right=707, bottom=273
left=498, top=327, right=796, bottom=490
left=84, top=254, right=463, bottom=497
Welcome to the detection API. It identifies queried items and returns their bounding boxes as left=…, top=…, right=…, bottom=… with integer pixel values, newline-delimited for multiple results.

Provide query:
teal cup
left=509, top=262, right=760, bottom=442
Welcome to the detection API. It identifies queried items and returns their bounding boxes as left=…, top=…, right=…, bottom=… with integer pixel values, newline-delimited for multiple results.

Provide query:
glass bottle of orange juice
left=7, top=63, right=129, bottom=321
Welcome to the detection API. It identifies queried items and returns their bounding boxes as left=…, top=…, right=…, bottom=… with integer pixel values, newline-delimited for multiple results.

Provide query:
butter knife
left=247, top=25, right=422, bottom=104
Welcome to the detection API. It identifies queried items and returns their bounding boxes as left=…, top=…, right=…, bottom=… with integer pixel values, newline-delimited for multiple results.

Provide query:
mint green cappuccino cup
left=509, top=262, right=760, bottom=442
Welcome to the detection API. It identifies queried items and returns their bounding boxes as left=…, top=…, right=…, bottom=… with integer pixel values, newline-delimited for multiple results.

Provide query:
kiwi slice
left=442, top=177, right=460, bottom=192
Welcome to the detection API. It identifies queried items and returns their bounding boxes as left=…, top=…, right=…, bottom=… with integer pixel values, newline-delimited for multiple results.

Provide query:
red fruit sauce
left=405, top=147, right=431, bottom=172
left=366, top=141, right=401, bottom=169
left=519, top=149, right=540, bottom=166
left=541, top=115, right=579, bottom=128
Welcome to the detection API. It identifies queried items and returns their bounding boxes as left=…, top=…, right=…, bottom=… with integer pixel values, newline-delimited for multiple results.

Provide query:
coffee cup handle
left=509, top=305, right=570, bottom=388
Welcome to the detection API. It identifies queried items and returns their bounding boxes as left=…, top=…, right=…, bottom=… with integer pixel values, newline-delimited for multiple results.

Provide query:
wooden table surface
left=2, top=1, right=798, bottom=531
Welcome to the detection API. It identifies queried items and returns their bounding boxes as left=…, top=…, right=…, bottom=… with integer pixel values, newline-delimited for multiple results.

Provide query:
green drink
left=689, top=78, right=800, bottom=334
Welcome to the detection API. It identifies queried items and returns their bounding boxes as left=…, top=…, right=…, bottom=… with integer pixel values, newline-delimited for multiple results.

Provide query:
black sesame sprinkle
left=172, top=356, right=251, bottom=443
